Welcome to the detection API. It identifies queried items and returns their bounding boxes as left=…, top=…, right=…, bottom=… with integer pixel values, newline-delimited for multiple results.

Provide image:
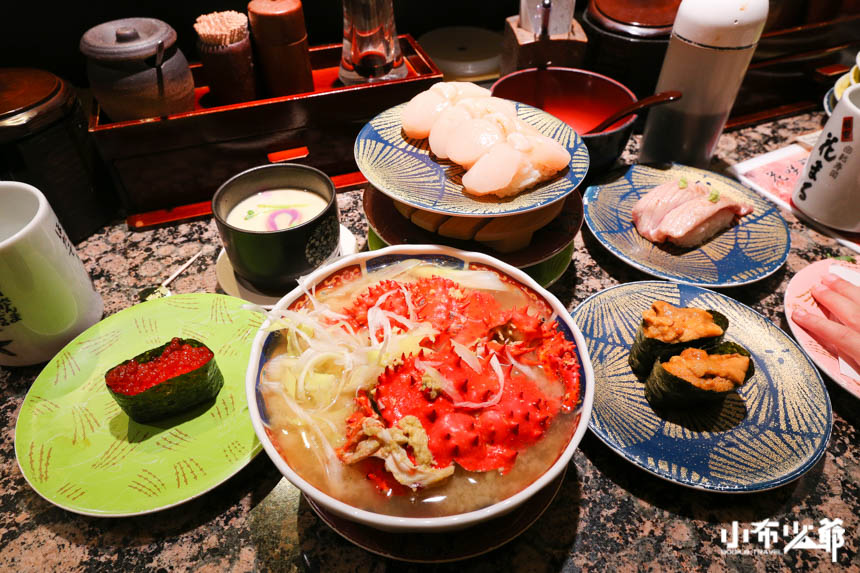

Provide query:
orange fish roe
left=105, top=338, right=214, bottom=396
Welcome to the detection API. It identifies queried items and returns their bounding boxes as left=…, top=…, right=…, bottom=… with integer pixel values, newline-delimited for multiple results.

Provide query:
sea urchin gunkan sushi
left=644, top=341, right=754, bottom=407
left=628, top=301, right=728, bottom=377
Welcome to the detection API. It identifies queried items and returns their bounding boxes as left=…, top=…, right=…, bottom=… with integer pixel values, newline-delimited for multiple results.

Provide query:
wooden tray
left=88, top=35, right=442, bottom=214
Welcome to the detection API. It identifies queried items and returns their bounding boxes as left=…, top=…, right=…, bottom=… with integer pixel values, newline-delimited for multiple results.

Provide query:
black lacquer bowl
left=212, top=164, right=340, bottom=293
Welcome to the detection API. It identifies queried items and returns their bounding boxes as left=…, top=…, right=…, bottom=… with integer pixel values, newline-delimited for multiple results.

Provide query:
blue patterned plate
left=583, top=164, right=790, bottom=287
left=571, top=281, right=831, bottom=492
left=824, top=87, right=836, bottom=116
left=354, top=102, right=590, bottom=217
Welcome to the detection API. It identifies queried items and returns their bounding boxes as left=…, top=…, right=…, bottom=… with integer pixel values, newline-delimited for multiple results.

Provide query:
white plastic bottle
left=639, top=0, right=768, bottom=167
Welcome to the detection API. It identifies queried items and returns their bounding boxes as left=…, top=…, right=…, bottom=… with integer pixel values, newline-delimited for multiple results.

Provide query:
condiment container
left=86, top=35, right=441, bottom=216
left=581, top=0, right=680, bottom=98
left=0, top=68, right=115, bottom=243
left=194, top=11, right=258, bottom=105
left=80, top=18, right=195, bottom=122
left=639, top=0, right=768, bottom=167
left=247, top=0, right=314, bottom=97
left=338, top=0, right=407, bottom=85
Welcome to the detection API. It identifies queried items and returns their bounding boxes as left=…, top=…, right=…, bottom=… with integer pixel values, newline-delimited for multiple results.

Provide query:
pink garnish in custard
left=266, top=209, right=302, bottom=231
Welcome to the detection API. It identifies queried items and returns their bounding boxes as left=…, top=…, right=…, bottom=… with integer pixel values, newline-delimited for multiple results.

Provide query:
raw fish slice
left=446, top=117, right=506, bottom=169
left=506, top=133, right=571, bottom=191
left=445, top=110, right=549, bottom=171
left=515, top=133, right=571, bottom=167
left=461, top=142, right=521, bottom=196
left=456, top=96, right=517, bottom=120
left=655, top=194, right=754, bottom=247
left=462, top=133, right=571, bottom=198
left=433, top=81, right=492, bottom=101
left=631, top=181, right=702, bottom=242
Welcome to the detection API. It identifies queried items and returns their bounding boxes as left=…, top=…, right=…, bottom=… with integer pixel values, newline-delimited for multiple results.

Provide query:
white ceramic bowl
left=245, top=244, right=594, bottom=532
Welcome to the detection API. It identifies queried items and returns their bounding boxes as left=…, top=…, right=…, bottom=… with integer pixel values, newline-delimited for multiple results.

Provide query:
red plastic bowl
left=491, top=67, right=637, bottom=173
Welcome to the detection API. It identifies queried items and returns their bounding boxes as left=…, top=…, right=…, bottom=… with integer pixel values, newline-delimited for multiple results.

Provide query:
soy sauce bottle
left=338, top=0, right=406, bottom=85
left=639, top=0, right=768, bottom=168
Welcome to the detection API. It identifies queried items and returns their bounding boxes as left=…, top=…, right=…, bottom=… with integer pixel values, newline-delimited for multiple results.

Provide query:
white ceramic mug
left=792, top=84, right=860, bottom=233
left=0, top=181, right=103, bottom=366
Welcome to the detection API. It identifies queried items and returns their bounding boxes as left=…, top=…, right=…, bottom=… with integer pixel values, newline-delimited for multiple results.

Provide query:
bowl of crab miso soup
left=246, top=244, right=594, bottom=532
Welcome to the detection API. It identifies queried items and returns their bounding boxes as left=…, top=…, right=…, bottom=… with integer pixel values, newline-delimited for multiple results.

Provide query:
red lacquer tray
left=88, top=35, right=442, bottom=216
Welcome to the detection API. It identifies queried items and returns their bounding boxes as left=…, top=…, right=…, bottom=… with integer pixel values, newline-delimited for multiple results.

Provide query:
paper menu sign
left=737, top=145, right=808, bottom=206
left=729, top=141, right=860, bottom=254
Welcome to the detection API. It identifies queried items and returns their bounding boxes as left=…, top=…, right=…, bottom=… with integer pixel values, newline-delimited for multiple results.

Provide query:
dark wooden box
left=88, top=35, right=441, bottom=214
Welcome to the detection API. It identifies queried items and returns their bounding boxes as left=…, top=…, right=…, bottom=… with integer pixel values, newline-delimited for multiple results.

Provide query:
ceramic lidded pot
left=80, top=17, right=195, bottom=122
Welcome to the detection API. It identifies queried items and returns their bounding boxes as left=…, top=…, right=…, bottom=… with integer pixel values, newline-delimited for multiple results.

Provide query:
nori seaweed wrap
left=644, top=341, right=754, bottom=407
left=105, top=338, right=224, bottom=423
left=628, top=301, right=729, bottom=377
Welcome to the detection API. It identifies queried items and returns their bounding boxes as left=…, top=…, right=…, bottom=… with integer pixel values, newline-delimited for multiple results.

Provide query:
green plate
left=14, top=294, right=264, bottom=516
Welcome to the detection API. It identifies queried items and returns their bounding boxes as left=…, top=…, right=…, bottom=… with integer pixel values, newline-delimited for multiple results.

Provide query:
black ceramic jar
left=582, top=0, right=680, bottom=100
left=212, top=164, right=340, bottom=293
left=0, top=68, right=116, bottom=242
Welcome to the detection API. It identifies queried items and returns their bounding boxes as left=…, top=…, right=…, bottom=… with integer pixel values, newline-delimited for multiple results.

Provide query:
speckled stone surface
left=2, top=112, right=859, bottom=572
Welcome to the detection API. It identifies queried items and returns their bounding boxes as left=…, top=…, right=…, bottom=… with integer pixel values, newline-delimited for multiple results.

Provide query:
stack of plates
left=417, top=27, right=503, bottom=82
left=354, top=101, right=591, bottom=286
left=364, top=186, right=582, bottom=287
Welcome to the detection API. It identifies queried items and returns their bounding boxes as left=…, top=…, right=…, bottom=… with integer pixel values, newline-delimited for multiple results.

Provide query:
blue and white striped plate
left=824, top=87, right=836, bottom=116
left=354, top=102, right=590, bottom=217
left=571, top=281, right=831, bottom=492
left=583, top=164, right=790, bottom=287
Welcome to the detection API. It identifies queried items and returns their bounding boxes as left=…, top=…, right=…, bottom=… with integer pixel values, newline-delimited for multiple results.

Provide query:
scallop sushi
left=400, top=82, right=491, bottom=139
left=399, top=81, right=572, bottom=199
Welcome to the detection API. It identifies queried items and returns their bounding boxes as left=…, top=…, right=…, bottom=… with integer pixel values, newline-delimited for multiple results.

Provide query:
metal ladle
left=585, top=90, right=682, bottom=135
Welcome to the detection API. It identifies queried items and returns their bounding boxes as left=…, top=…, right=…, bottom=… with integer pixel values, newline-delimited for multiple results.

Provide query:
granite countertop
left=2, top=112, right=858, bottom=572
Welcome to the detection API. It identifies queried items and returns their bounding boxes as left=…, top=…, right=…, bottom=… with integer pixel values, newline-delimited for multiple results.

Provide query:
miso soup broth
left=226, top=188, right=327, bottom=232
left=259, top=259, right=582, bottom=518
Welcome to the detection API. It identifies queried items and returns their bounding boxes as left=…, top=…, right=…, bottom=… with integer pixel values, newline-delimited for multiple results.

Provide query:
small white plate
left=784, top=259, right=860, bottom=400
